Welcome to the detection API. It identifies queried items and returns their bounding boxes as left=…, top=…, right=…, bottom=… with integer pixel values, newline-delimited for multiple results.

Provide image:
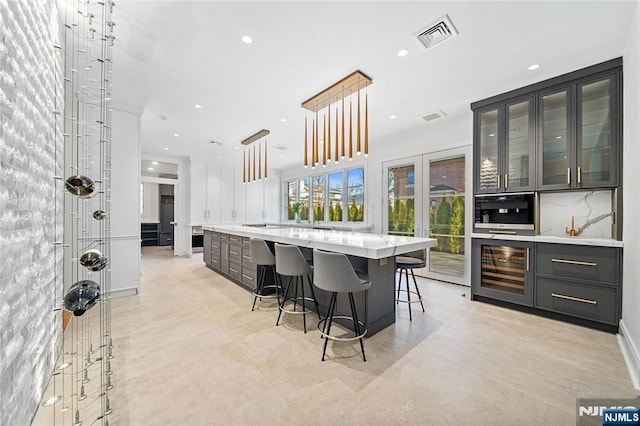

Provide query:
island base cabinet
left=535, top=277, right=619, bottom=325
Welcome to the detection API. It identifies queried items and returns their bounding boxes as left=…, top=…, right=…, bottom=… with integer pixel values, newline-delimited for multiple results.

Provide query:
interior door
left=422, top=148, right=472, bottom=286
left=383, top=156, right=423, bottom=238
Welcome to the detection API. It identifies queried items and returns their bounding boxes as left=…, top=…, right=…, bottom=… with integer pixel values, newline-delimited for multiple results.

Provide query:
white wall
left=140, top=182, right=159, bottom=222
left=110, top=105, right=142, bottom=294
left=621, top=0, right=640, bottom=389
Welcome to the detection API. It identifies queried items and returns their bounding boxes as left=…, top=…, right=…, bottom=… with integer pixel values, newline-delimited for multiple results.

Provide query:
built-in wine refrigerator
left=472, top=239, right=534, bottom=306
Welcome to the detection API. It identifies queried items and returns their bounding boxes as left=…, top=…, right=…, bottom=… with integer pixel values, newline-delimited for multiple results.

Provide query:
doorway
left=383, top=146, right=472, bottom=286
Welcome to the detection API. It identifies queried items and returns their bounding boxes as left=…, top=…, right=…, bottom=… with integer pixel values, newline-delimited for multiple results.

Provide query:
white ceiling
left=111, top=1, right=638, bottom=171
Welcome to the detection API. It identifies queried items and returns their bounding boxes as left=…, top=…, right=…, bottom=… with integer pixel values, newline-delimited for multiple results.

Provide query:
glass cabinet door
left=505, top=99, right=533, bottom=190
left=540, top=89, right=571, bottom=187
left=477, top=108, right=500, bottom=192
left=577, top=75, right=616, bottom=187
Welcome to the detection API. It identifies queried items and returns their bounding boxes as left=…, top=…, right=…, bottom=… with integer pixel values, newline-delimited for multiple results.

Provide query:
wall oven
left=474, top=192, right=537, bottom=235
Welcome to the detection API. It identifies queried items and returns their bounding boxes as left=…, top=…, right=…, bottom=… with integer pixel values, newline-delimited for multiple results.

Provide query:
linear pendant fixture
left=300, top=70, right=372, bottom=166
left=240, top=129, right=269, bottom=184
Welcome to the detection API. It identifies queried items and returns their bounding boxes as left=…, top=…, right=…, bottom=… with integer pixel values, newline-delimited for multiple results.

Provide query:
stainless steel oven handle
left=488, top=230, right=517, bottom=235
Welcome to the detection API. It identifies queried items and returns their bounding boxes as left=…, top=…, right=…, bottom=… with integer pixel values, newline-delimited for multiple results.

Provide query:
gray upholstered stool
left=250, top=238, right=282, bottom=311
left=274, top=243, right=321, bottom=333
left=396, top=249, right=426, bottom=321
left=313, top=249, right=371, bottom=362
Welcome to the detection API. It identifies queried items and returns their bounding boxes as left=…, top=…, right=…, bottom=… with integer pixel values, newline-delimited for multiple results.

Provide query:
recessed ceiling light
left=280, top=155, right=284, bottom=158
left=147, top=167, right=154, bottom=171
left=194, top=104, right=202, bottom=109
left=217, top=156, right=221, bottom=159
left=280, top=118, right=286, bottom=122
left=528, top=64, right=540, bottom=71
left=390, top=115, right=397, bottom=120
left=173, top=133, right=179, bottom=137
left=151, top=161, right=158, bottom=165
left=241, top=35, right=252, bottom=44
left=234, top=146, right=239, bottom=150
left=163, top=147, right=169, bottom=150
left=397, top=49, right=409, bottom=57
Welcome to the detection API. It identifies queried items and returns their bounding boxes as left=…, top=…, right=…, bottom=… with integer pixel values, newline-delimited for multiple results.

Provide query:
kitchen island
left=203, top=224, right=436, bottom=335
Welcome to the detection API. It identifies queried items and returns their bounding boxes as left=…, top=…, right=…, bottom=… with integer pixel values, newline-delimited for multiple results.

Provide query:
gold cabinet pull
left=497, top=174, right=501, bottom=189
left=551, top=293, right=597, bottom=305
left=230, top=267, right=238, bottom=273
left=567, top=167, right=571, bottom=185
left=577, top=166, right=582, bottom=184
left=230, top=250, right=239, bottom=256
left=526, top=247, right=530, bottom=272
left=551, top=258, right=597, bottom=267
left=242, top=274, right=253, bottom=281
left=504, top=173, right=508, bottom=189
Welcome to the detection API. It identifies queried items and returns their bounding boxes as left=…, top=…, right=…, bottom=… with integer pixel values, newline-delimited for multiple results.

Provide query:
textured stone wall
left=0, top=1, right=64, bottom=425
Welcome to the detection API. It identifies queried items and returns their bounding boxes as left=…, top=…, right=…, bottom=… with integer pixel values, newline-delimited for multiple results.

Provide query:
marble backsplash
left=539, top=190, right=614, bottom=238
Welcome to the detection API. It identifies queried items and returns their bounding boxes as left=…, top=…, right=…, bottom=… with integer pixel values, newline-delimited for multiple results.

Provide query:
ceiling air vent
left=421, top=109, right=446, bottom=122
left=272, top=144, right=288, bottom=151
left=414, top=14, right=458, bottom=50
left=209, top=140, right=223, bottom=146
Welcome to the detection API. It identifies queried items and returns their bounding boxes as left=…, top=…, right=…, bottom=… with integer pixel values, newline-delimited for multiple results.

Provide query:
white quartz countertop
left=205, top=224, right=436, bottom=259
left=471, top=233, right=623, bottom=248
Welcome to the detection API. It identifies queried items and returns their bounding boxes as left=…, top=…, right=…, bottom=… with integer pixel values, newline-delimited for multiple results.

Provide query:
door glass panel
left=478, top=109, right=499, bottom=191
left=312, top=175, right=326, bottom=222
left=387, top=164, right=415, bottom=236
left=298, top=177, right=310, bottom=221
left=580, top=78, right=611, bottom=183
left=506, top=101, right=530, bottom=188
left=328, top=171, right=343, bottom=222
left=541, top=90, right=569, bottom=185
left=480, top=244, right=525, bottom=295
left=347, top=168, right=365, bottom=222
left=428, top=156, right=465, bottom=277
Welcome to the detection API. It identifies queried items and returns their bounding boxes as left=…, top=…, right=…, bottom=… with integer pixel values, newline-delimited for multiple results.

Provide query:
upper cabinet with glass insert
left=538, top=72, right=619, bottom=189
left=474, top=97, right=535, bottom=193
left=472, top=58, right=621, bottom=193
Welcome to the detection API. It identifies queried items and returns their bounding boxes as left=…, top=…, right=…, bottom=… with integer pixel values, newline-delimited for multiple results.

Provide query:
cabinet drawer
left=229, top=235, right=242, bottom=244
left=536, top=243, right=619, bottom=285
left=210, top=256, right=220, bottom=270
left=219, top=233, right=229, bottom=242
left=241, top=265, right=257, bottom=289
left=242, top=247, right=252, bottom=264
left=211, top=240, right=221, bottom=253
left=535, top=277, right=618, bottom=325
left=229, top=245, right=242, bottom=264
left=229, top=262, right=242, bottom=281
left=211, top=231, right=221, bottom=240
left=242, top=237, right=251, bottom=249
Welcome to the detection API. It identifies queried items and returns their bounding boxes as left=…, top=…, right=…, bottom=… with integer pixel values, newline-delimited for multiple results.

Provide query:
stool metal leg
left=396, top=268, right=401, bottom=303
left=322, top=292, right=337, bottom=361
left=251, top=265, right=265, bottom=311
left=348, top=292, right=366, bottom=362
left=300, top=276, right=307, bottom=333
left=307, top=275, right=321, bottom=320
left=410, top=269, right=425, bottom=312
left=276, top=276, right=292, bottom=327
left=405, top=268, right=413, bottom=321
left=272, top=266, right=281, bottom=306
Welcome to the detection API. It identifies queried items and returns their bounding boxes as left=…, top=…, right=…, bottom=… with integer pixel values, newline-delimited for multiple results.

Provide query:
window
left=298, top=177, right=310, bottom=221
left=312, top=175, right=326, bottom=222
left=328, top=171, right=343, bottom=222
left=284, top=166, right=364, bottom=223
left=347, top=167, right=365, bottom=222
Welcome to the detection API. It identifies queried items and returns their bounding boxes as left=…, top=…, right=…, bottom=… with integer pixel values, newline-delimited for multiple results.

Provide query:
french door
left=383, top=147, right=471, bottom=286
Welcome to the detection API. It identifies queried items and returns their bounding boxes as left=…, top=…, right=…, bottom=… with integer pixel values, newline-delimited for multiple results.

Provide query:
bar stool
left=250, top=238, right=281, bottom=311
left=396, top=249, right=426, bottom=321
left=313, top=249, right=371, bottom=362
left=274, top=243, right=321, bottom=333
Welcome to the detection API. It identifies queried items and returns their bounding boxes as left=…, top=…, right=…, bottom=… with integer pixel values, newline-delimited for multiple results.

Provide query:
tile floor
left=51, top=246, right=640, bottom=425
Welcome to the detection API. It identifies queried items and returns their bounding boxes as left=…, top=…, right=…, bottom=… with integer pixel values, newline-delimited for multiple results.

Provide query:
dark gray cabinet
left=203, top=231, right=260, bottom=291
left=472, top=239, right=534, bottom=306
left=203, top=231, right=212, bottom=267
left=534, top=243, right=621, bottom=326
left=538, top=72, right=620, bottom=190
left=472, top=58, right=621, bottom=193
left=474, top=97, right=535, bottom=193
